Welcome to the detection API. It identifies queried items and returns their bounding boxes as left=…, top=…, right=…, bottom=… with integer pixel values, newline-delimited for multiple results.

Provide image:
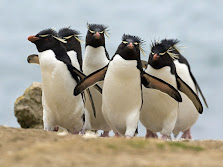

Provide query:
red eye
left=45, top=38, right=48, bottom=41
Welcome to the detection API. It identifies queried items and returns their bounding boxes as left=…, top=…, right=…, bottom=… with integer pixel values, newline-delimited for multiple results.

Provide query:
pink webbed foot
left=53, top=125, right=59, bottom=132
left=145, top=129, right=158, bottom=138
left=115, top=132, right=120, bottom=137
left=181, top=129, right=192, bottom=139
left=100, top=131, right=110, bottom=137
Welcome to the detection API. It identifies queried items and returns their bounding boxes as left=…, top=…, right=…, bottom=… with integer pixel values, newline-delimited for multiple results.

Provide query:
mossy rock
left=14, top=82, right=43, bottom=129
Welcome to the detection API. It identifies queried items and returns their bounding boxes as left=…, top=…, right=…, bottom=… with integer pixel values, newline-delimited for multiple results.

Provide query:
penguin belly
left=102, top=55, right=141, bottom=137
left=173, top=60, right=199, bottom=136
left=67, top=50, right=80, bottom=70
left=140, top=65, right=178, bottom=136
left=82, top=46, right=110, bottom=131
left=39, top=50, right=84, bottom=133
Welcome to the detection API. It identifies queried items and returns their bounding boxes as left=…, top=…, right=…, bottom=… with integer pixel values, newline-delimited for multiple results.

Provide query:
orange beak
left=127, top=42, right=134, bottom=49
left=28, top=35, right=39, bottom=42
left=94, top=32, right=100, bottom=39
left=153, top=53, right=159, bottom=60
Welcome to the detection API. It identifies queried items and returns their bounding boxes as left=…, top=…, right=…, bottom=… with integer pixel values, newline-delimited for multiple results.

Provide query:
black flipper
left=74, top=65, right=108, bottom=96
left=86, top=89, right=96, bottom=118
left=141, top=60, right=148, bottom=69
left=141, top=72, right=182, bottom=102
left=72, top=66, right=102, bottom=94
left=189, top=71, right=208, bottom=108
left=176, top=74, right=203, bottom=114
left=27, top=54, right=39, bottom=64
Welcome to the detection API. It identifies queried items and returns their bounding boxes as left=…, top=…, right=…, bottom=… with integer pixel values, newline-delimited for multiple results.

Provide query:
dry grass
left=0, top=126, right=223, bottom=167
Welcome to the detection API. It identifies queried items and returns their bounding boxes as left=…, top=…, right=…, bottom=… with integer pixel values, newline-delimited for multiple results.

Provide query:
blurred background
left=0, top=0, right=222, bottom=139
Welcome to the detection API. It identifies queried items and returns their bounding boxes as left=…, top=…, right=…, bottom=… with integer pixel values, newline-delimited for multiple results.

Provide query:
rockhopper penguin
left=82, top=23, right=111, bottom=137
left=140, top=39, right=203, bottom=140
left=28, top=28, right=85, bottom=133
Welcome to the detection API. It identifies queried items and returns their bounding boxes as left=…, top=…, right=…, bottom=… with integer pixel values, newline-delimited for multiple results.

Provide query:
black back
left=85, top=23, right=109, bottom=60
left=58, top=27, right=83, bottom=71
left=148, top=39, right=179, bottom=75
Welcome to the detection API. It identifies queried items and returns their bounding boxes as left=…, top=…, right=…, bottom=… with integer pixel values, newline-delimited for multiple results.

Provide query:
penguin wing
left=142, top=72, right=182, bottom=102
left=74, top=65, right=108, bottom=96
left=189, top=71, right=208, bottom=108
left=27, top=54, right=39, bottom=64
left=141, top=60, right=148, bottom=69
left=72, top=66, right=102, bottom=94
left=176, top=74, right=203, bottom=114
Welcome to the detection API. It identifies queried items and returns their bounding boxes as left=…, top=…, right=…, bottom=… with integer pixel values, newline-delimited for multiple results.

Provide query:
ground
left=0, top=126, right=223, bottom=167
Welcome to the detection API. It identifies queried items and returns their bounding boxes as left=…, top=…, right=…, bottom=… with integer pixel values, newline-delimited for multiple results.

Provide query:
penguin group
left=27, top=23, right=208, bottom=140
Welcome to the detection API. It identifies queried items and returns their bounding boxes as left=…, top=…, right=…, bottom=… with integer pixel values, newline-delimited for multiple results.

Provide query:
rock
left=14, top=82, right=43, bottom=129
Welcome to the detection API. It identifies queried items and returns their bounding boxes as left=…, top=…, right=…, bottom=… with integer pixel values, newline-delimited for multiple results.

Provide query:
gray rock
left=14, top=82, right=43, bottom=129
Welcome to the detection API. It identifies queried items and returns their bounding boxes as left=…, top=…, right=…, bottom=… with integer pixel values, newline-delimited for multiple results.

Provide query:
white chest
left=83, top=46, right=109, bottom=75
left=103, top=55, right=141, bottom=112
left=145, top=65, right=177, bottom=88
left=39, top=50, right=76, bottom=105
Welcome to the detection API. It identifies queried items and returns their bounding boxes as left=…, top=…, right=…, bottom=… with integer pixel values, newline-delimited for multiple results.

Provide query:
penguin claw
left=181, top=129, right=192, bottom=139
left=145, top=129, right=158, bottom=138
left=53, top=125, right=59, bottom=132
left=115, top=132, right=120, bottom=137
left=100, top=131, right=109, bottom=137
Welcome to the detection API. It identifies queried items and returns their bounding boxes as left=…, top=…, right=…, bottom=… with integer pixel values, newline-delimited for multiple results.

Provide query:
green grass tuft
left=127, top=140, right=147, bottom=149
left=168, top=142, right=204, bottom=151
left=156, top=143, right=166, bottom=150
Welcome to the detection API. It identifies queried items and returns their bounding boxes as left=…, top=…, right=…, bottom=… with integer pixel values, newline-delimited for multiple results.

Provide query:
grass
left=168, top=142, right=204, bottom=151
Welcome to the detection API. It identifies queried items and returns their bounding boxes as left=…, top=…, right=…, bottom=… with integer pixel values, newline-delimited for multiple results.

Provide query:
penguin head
left=115, top=34, right=144, bottom=61
left=58, top=27, right=82, bottom=52
left=28, top=28, right=66, bottom=52
left=149, top=39, right=180, bottom=68
left=86, top=23, right=109, bottom=48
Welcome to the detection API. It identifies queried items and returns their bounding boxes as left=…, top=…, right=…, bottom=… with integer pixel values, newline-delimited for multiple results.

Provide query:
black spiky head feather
left=88, top=23, right=108, bottom=33
left=58, top=27, right=82, bottom=52
left=36, top=28, right=58, bottom=38
left=150, top=39, right=180, bottom=60
left=122, top=34, right=144, bottom=45
left=151, top=39, right=179, bottom=55
left=58, top=27, right=81, bottom=38
left=148, top=39, right=180, bottom=71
